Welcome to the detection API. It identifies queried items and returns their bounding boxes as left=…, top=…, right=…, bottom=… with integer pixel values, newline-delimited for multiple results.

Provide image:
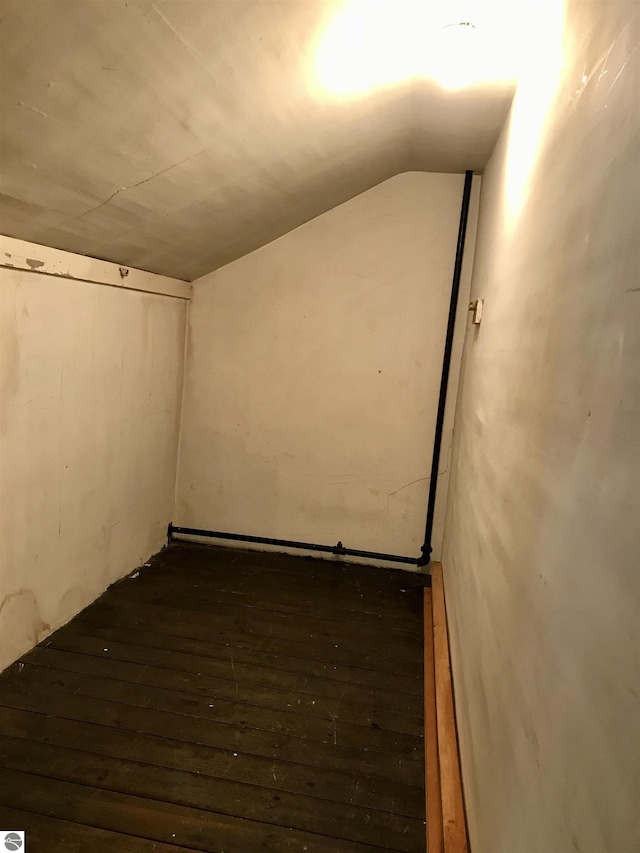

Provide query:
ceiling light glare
left=432, top=21, right=484, bottom=90
left=313, top=0, right=534, bottom=98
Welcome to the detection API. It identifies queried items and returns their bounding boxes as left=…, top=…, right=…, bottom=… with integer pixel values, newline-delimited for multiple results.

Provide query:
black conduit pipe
left=418, top=170, right=474, bottom=567
left=167, top=524, right=419, bottom=566
left=168, top=174, right=473, bottom=572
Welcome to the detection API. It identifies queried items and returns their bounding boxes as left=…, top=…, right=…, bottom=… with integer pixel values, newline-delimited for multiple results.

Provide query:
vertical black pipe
left=418, top=170, right=474, bottom=567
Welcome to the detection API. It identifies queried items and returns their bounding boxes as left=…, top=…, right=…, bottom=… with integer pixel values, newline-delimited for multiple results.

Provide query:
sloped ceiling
left=0, top=0, right=515, bottom=280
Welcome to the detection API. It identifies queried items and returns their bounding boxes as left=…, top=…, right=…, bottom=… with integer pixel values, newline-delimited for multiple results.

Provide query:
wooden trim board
left=425, top=563, right=469, bottom=853
left=0, top=234, right=191, bottom=299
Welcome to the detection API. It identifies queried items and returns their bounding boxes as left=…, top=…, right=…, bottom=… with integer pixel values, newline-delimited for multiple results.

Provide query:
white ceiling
left=0, top=0, right=516, bottom=280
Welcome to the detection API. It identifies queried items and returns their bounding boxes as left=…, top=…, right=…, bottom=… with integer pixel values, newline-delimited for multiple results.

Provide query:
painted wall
left=442, top=2, right=640, bottom=851
left=0, top=250, right=187, bottom=672
left=176, top=172, right=479, bottom=563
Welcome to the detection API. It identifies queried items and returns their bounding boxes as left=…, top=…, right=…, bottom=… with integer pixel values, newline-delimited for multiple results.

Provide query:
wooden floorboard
left=126, top=572, right=423, bottom=633
left=0, top=707, right=424, bottom=819
left=76, top=595, right=424, bottom=675
left=21, top=645, right=424, bottom=735
left=0, top=678, right=423, bottom=785
left=3, top=663, right=421, bottom=755
left=0, top=806, right=195, bottom=853
left=89, top=588, right=424, bottom=659
left=0, top=542, right=428, bottom=852
left=112, top=560, right=425, bottom=618
left=63, top=612, right=424, bottom=692
left=41, top=630, right=424, bottom=713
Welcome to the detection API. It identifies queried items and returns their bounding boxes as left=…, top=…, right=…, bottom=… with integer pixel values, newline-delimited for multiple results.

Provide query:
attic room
left=0, top=0, right=638, bottom=851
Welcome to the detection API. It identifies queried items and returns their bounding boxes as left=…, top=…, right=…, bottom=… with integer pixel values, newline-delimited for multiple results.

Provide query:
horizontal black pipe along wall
left=167, top=524, right=420, bottom=566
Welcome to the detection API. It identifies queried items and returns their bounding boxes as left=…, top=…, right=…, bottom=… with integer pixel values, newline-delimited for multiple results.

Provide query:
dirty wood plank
left=127, top=570, right=423, bottom=633
left=69, top=605, right=424, bottom=686
left=21, top=645, right=424, bottom=736
left=42, top=630, right=425, bottom=712
left=0, top=735, right=423, bottom=851
left=0, top=682, right=423, bottom=786
left=0, top=806, right=196, bottom=853
left=0, top=768, right=388, bottom=853
left=142, top=569, right=425, bottom=620
left=0, top=707, right=424, bottom=819
left=92, top=586, right=424, bottom=662
left=145, top=546, right=426, bottom=606
left=1, top=663, right=423, bottom=757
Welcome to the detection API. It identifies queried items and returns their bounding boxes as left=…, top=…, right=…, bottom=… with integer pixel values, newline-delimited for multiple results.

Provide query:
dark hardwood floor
left=0, top=542, right=428, bottom=852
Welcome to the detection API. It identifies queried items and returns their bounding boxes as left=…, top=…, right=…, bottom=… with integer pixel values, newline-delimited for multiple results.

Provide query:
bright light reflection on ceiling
left=315, top=1, right=558, bottom=95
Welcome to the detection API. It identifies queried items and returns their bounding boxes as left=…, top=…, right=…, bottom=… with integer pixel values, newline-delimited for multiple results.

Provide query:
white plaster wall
left=0, top=264, right=187, bottom=672
left=177, top=172, right=479, bottom=563
left=442, top=1, right=640, bottom=851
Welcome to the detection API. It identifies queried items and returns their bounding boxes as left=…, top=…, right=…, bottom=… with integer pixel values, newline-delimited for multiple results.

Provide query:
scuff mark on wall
left=0, top=588, right=51, bottom=658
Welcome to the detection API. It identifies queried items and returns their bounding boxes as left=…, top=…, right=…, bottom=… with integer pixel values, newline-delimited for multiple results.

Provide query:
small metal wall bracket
left=468, top=298, right=484, bottom=324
